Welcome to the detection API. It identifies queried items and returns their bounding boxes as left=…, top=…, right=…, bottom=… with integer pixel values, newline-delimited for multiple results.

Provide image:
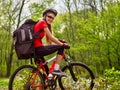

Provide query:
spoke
left=59, top=63, right=94, bottom=90
left=9, top=65, right=44, bottom=90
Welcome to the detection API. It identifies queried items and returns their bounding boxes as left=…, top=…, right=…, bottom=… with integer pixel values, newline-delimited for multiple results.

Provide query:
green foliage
left=0, top=0, right=56, bottom=77
left=104, top=67, right=120, bottom=89
left=53, top=1, right=120, bottom=75
left=29, top=3, right=46, bottom=21
left=0, top=78, right=8, bottom=89
left=0, top=30, right=12, bottom=77
left=94, top=68, right=120, bottom=90
left=29, top=0, right=54, bottom=21
left=0, top=0, right=120, bottom=80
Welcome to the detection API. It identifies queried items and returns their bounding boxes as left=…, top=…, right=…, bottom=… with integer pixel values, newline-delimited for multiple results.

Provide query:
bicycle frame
left=28, top=61, right=48, bottom=89
left=28, top=54, right=69, bottom=89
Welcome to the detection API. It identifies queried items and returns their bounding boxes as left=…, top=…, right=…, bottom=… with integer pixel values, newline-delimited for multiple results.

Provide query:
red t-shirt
left=34, top=20, right=48, bottom=47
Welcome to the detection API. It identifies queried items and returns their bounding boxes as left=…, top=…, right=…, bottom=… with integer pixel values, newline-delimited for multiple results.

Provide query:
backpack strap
left=33, top=30, right=43, bottom=39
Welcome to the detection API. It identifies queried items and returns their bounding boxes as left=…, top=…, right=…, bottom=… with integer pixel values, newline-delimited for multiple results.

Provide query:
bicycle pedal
left=60, top=75, right=67, bottom=77
left=54, top=74, right=67, bottom=77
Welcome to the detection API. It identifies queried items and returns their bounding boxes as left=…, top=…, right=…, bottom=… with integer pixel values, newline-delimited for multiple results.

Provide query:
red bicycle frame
left=26, top=53, right=67, bottom=89
left=27, top=61, right=48, bottom=89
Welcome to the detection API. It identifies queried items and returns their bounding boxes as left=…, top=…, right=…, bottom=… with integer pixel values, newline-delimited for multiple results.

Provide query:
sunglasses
left=47, top=15, right=55, bottom=20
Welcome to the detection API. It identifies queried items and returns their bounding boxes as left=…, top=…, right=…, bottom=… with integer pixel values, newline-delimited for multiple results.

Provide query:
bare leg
left=53, top=54, right=63, bottom=70
left=55, top=54, right=63, bottom=64
left=52, top=54, right=66, bottom=75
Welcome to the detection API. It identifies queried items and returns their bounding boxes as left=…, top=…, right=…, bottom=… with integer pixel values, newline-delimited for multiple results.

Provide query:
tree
left=53, top=0, right=120, bottom=75
left=0, top=0, right=55, bottom=77
left=0, top=0, right=35, bottom=77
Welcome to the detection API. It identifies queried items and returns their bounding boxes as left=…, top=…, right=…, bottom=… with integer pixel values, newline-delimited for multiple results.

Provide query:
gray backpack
left=13, top=19, right=42, bottom=59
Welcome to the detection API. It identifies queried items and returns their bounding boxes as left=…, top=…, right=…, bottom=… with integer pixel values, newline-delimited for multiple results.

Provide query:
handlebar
left=59, top=39, right=70, bottom=49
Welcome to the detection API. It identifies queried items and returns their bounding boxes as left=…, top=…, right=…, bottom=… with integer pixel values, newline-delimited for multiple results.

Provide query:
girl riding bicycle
left=34, top=8, right=69, bottom=77
left=9, top=8, right=95, bottom=90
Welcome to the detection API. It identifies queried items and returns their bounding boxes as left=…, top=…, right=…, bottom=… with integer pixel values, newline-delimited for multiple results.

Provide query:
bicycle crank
left=48, top=80, right=57, bottom=90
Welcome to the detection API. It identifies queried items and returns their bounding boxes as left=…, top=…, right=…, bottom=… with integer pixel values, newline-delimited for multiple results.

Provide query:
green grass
left=0, top=78, right=9, bottom=89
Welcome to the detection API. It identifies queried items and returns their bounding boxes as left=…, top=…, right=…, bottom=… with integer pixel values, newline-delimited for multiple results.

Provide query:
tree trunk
left=6, top=0, right=26, bottom=77
left=6, top=44, right=14, bottom=77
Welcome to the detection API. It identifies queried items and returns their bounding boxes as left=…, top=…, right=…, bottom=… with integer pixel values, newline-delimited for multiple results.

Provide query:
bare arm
left=44, top=27, right=63, bottom=45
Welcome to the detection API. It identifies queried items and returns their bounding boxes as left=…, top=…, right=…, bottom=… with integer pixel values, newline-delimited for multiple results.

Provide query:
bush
left=103, top=67, right=120, bottom=90
left=94, top=67, right=120, bottom=90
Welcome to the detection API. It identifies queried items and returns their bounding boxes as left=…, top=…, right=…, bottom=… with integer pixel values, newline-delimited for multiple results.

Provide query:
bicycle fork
left=68, top=64, right=78, bottom=82
left=64, top=58, right=78, bottom=82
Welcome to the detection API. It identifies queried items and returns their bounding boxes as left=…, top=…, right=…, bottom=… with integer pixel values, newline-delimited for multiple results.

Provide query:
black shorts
left=35, top=44, right=64, bottom=57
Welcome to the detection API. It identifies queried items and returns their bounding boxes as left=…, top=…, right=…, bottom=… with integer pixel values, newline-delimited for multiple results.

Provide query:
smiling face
left=45, top=12, right=55, bottom=24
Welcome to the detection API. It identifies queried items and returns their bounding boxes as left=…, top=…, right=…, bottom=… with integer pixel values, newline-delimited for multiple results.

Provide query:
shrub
left=103, top=67, right=120, bottom=90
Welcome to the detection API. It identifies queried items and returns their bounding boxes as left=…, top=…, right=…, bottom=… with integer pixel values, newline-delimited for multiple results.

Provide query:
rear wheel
left=58, top=62, right=95, bottom=90
left=8, top=65, right=45, bottom=90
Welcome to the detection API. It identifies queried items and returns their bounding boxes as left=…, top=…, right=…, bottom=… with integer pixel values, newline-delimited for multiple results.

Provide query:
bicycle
left=9, top=53, right=95, bottom=90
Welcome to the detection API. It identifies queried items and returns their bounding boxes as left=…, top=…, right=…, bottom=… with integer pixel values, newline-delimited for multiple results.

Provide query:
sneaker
left=52, top=70, right=67, bottom=76
left=48, top=73, right=53, bottom=80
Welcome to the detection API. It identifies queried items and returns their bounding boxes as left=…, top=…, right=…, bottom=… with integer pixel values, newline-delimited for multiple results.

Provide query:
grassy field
left=0, top=78, right=8, bottom=90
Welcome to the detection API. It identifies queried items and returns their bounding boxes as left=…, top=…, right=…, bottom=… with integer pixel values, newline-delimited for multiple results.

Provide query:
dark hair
left=42, top=8, right=58, bottom=16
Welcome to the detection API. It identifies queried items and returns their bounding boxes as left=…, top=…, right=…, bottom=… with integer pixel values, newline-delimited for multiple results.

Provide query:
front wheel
left=58, top=62, right=95, bottom=90
left=8, top=65, right=45, bottom=90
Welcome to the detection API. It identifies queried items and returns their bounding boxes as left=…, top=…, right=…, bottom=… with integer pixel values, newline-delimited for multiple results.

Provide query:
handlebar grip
left=59, top=39, right=70, bottom=49
left=59, top=39, right=66, bottom=43
left=63, top=43, right=70, bottom=49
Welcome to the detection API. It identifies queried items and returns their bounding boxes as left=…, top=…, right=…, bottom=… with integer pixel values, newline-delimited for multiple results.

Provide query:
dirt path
left=0, top=87, right=8, bottom=90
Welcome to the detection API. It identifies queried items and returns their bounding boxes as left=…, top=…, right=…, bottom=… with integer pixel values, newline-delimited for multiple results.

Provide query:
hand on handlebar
left=59, top=39, right=70, bottom=49
left=59, top=39, right=66, bottom=43
left=63, top=43, right=70, bottom=49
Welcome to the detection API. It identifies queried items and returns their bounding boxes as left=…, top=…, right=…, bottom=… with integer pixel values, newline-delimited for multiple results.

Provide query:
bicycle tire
left=8, top=65, right=45, bottom=90
left=58, top=62, right=95, bottom=90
